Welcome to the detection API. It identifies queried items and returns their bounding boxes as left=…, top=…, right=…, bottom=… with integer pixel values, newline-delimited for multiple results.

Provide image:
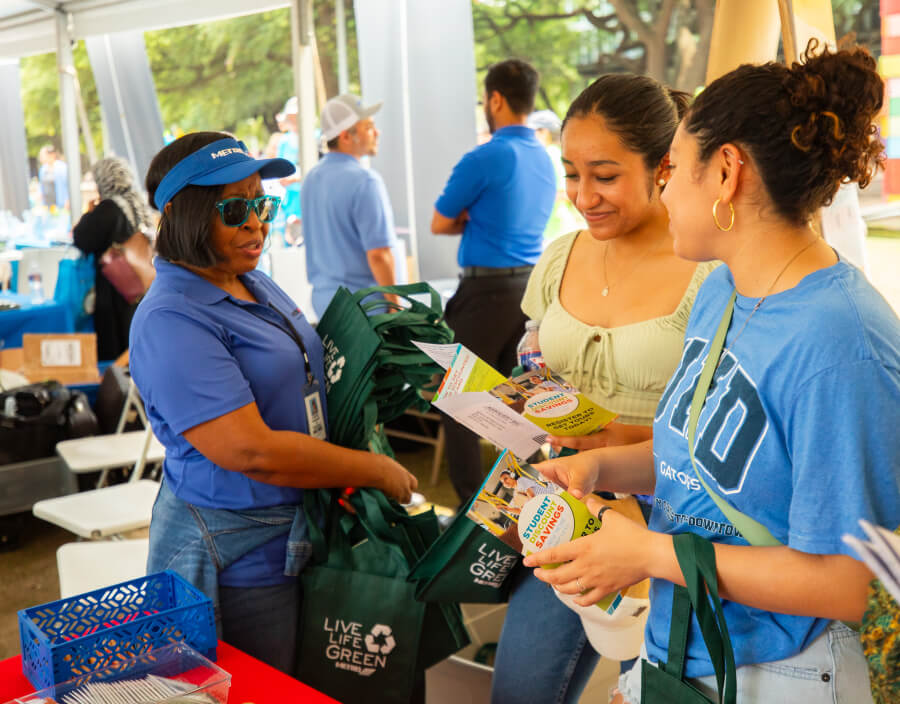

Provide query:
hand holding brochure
left=465, top=450, right=621, bottom=614
left=414, top=342, right=617, bottom=459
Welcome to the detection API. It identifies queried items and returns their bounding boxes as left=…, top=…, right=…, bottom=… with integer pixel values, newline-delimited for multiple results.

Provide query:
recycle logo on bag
left=364, top=624, right=396, bottom=655
left=327, top=355, right=345, bottom=385
left=323, top=617, right=396, bottom=676
left=321, top=334, right=346, bottom=390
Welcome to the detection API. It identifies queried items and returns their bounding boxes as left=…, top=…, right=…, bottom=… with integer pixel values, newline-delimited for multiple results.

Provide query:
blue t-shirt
left=300, top=152, right=398, bottom=317
left=649, top=259, right=900, bottom=677
left=130, top=259, right=328, bottom=586
left=434, top=125, right=555, bottom=268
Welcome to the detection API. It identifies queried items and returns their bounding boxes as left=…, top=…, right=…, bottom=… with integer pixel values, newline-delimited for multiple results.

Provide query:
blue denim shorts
left=617, top=621, right=872, bottom=704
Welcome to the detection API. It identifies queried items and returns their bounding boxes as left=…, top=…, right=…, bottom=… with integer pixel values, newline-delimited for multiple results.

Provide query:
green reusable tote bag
left=347, top=489, right=471, bottom=670
left=408, top=492, right=521, bottom=604
left=297, top=491, right=425, bottom=704
left=641, top=533, right=736, bottom=704
left=316, top=286, right=382, bottom=449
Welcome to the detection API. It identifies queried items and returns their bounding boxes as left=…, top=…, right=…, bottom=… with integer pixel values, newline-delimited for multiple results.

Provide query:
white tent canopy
left=0, top=0, right=288, bottom=59
left=0, top=0, right=318, bottom=215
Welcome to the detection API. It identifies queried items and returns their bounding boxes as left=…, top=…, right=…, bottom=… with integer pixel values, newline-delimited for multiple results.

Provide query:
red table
left=0, top=641, right=339, bottom=703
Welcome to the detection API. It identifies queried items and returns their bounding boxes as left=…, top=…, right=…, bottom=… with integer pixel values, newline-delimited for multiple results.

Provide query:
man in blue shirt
left=432, top=59, right=556, bottom=503
left=301, top=93, right=399, bottom=318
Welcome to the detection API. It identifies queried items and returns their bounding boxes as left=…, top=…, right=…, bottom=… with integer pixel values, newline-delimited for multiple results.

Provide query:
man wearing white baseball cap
left=300, top=93, right=399, bottom=318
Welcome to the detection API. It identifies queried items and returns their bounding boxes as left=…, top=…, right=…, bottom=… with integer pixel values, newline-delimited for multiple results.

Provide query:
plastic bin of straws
left=3, top=641, right=230, bottom=704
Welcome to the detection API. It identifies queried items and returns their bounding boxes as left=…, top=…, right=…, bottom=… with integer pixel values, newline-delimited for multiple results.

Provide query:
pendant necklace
left=721, top=237, right=819, bottom=358
left=601, top=236, right=665, bottom=297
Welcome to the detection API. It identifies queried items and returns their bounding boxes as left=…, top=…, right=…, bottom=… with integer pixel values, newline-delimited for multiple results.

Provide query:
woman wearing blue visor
left=129, top=132, right=418, bottom=675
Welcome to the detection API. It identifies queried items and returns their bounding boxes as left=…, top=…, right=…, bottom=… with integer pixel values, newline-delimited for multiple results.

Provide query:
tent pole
left=290, top=0, right=318, bottom=177
left=54, top=10, right=83, bottom=215
left=336, top=0, right=348, bottom=94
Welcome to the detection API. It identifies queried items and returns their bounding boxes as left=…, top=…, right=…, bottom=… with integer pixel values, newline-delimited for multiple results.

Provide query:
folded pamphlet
left=414, top=342, right=617, bottom=459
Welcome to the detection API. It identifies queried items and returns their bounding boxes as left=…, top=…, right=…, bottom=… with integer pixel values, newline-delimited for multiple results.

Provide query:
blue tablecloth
left=0, top=292, right=74, bottom=348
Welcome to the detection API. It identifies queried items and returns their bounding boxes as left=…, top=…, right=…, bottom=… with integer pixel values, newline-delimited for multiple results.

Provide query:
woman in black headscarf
left=74, top=157, right=157, bottom=361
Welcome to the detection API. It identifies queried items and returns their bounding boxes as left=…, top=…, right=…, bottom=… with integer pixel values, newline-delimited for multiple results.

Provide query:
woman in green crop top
left=491, top=75, right=716, bottom=704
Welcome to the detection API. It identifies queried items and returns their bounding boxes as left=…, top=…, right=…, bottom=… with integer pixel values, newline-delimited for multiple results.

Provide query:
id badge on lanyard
left=304, top=378, right=326, bottom=440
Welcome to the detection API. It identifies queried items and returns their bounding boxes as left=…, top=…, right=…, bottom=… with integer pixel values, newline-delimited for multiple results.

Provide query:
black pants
left=442, top=272, right=530, bottom=504
left=219, top=580, right=301, bottom=676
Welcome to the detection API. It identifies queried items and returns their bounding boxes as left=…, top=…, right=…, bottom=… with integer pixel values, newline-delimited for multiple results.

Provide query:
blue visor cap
left=154, top=137, right=296, bottom=211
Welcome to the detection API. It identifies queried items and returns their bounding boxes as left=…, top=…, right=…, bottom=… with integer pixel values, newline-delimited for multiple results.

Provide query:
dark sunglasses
left=214, top=195, right=281, bottom=227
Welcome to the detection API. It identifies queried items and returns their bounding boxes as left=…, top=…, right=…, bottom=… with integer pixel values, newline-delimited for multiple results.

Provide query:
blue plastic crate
left=17, top=569, right=217, bottom=690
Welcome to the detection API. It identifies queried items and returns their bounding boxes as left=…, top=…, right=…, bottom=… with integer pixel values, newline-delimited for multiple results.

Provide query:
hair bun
left=783, top=39, right=884, bottom=189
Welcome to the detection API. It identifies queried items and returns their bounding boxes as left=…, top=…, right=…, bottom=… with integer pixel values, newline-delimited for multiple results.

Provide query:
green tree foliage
left=473, top=1, right=594, bottom=116
left=472, top=0, right=716, bottom=116
left=18, top=0, right=359, bottom=162
left=20, top=42, right=102, bottom=169
left=146, top=2, right=359, bottom=146
left=16, top=0, right=882, bottom=167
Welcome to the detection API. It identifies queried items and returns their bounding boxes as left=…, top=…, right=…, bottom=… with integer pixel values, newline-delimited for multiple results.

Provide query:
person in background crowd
left=432, top=58, right=556, bottom=505
left=527, top=109, right=583, bottom=241
left=269, top=96, right=303, bottom=246
left=38, top=144, right=69, bottom=211
left=73, top=157, right=157, bottom=361
left=526, top=43, right=900, bottom=704
left=492, top=73, right=715, bottom=704
left=301, top=94, right=399, bottom=319
left=131, top=131, right=417, bottom=675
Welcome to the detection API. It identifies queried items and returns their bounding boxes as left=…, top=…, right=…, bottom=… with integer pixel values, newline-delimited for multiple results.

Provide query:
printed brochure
left=466, top=450, right=622, bottom=614
left=843, top=520, right=900, bottom=604
left=413, top=342, right=617, bottom=460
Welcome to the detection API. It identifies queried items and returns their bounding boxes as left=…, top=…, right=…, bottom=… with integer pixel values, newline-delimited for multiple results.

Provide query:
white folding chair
left=56, top=538, right=149, bottom=597
left=56, top=377, right=164, bottom=488
left=35, top=378, right=163, bottom=540
left=32, top=479, right=160, bottom=539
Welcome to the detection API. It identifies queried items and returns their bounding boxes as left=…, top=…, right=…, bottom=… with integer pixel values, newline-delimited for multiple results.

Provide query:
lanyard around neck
left=685, top=289, right=782, bottom=547
left=226, top=298, right=315, bottom=386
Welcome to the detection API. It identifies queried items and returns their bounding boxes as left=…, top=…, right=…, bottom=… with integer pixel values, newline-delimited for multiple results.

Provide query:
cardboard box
left=0, top=334, right=100, bottom=385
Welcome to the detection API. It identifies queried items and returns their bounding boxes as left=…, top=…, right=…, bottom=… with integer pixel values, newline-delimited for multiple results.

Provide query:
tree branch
left=606, top=0, right=652, bottom=44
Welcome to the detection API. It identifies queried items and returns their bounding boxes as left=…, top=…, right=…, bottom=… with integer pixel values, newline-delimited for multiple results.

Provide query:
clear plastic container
left=26, top=265, right=43, bottom=303
left=3, top=642, right=231, bottom=704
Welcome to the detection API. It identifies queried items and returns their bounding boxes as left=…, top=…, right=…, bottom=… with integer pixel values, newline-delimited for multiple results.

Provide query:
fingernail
left=523, top=557, right=534, bottom=567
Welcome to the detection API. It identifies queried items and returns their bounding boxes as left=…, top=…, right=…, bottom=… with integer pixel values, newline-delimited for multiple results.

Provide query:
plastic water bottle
left=516, top=320, right=545, bottom=371
left=27, top=264, right=44, bottom=303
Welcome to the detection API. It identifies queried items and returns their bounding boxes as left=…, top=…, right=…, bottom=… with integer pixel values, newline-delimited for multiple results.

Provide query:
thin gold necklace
left=721, top=237, right=819, bottom=357
left=600, top=235, right=665, bottom=297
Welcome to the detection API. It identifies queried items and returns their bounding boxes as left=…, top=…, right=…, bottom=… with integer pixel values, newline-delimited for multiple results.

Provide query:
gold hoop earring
left=712, top=199, right=735, bottom=232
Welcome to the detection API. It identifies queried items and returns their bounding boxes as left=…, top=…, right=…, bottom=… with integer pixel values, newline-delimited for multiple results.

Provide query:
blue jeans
left=492, top=567, right=600, bottom=704
left=147, top=479, right=311, bottom=626
left=618, top=621, right=872, bottom=704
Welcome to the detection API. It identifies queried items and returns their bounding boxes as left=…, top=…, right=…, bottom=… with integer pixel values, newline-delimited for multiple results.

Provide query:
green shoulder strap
left=686, top=290, right=783, bottom=548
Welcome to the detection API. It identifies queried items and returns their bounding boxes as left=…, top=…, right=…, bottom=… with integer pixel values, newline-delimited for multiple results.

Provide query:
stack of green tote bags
left=299, top=283, right=468, bottom=703
left=315, top=282, right=453, bottom=455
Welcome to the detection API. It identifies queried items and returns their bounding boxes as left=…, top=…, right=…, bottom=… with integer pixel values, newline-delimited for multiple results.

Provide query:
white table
left=32, top=479, right=160, bottom=539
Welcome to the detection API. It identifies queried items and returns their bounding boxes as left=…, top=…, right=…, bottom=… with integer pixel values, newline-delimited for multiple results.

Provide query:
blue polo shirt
left=130, top=259, right=328, bottom=585
left=300, top=152, right=398, bottom=317
left=435, top=125, right=555, bottom=268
